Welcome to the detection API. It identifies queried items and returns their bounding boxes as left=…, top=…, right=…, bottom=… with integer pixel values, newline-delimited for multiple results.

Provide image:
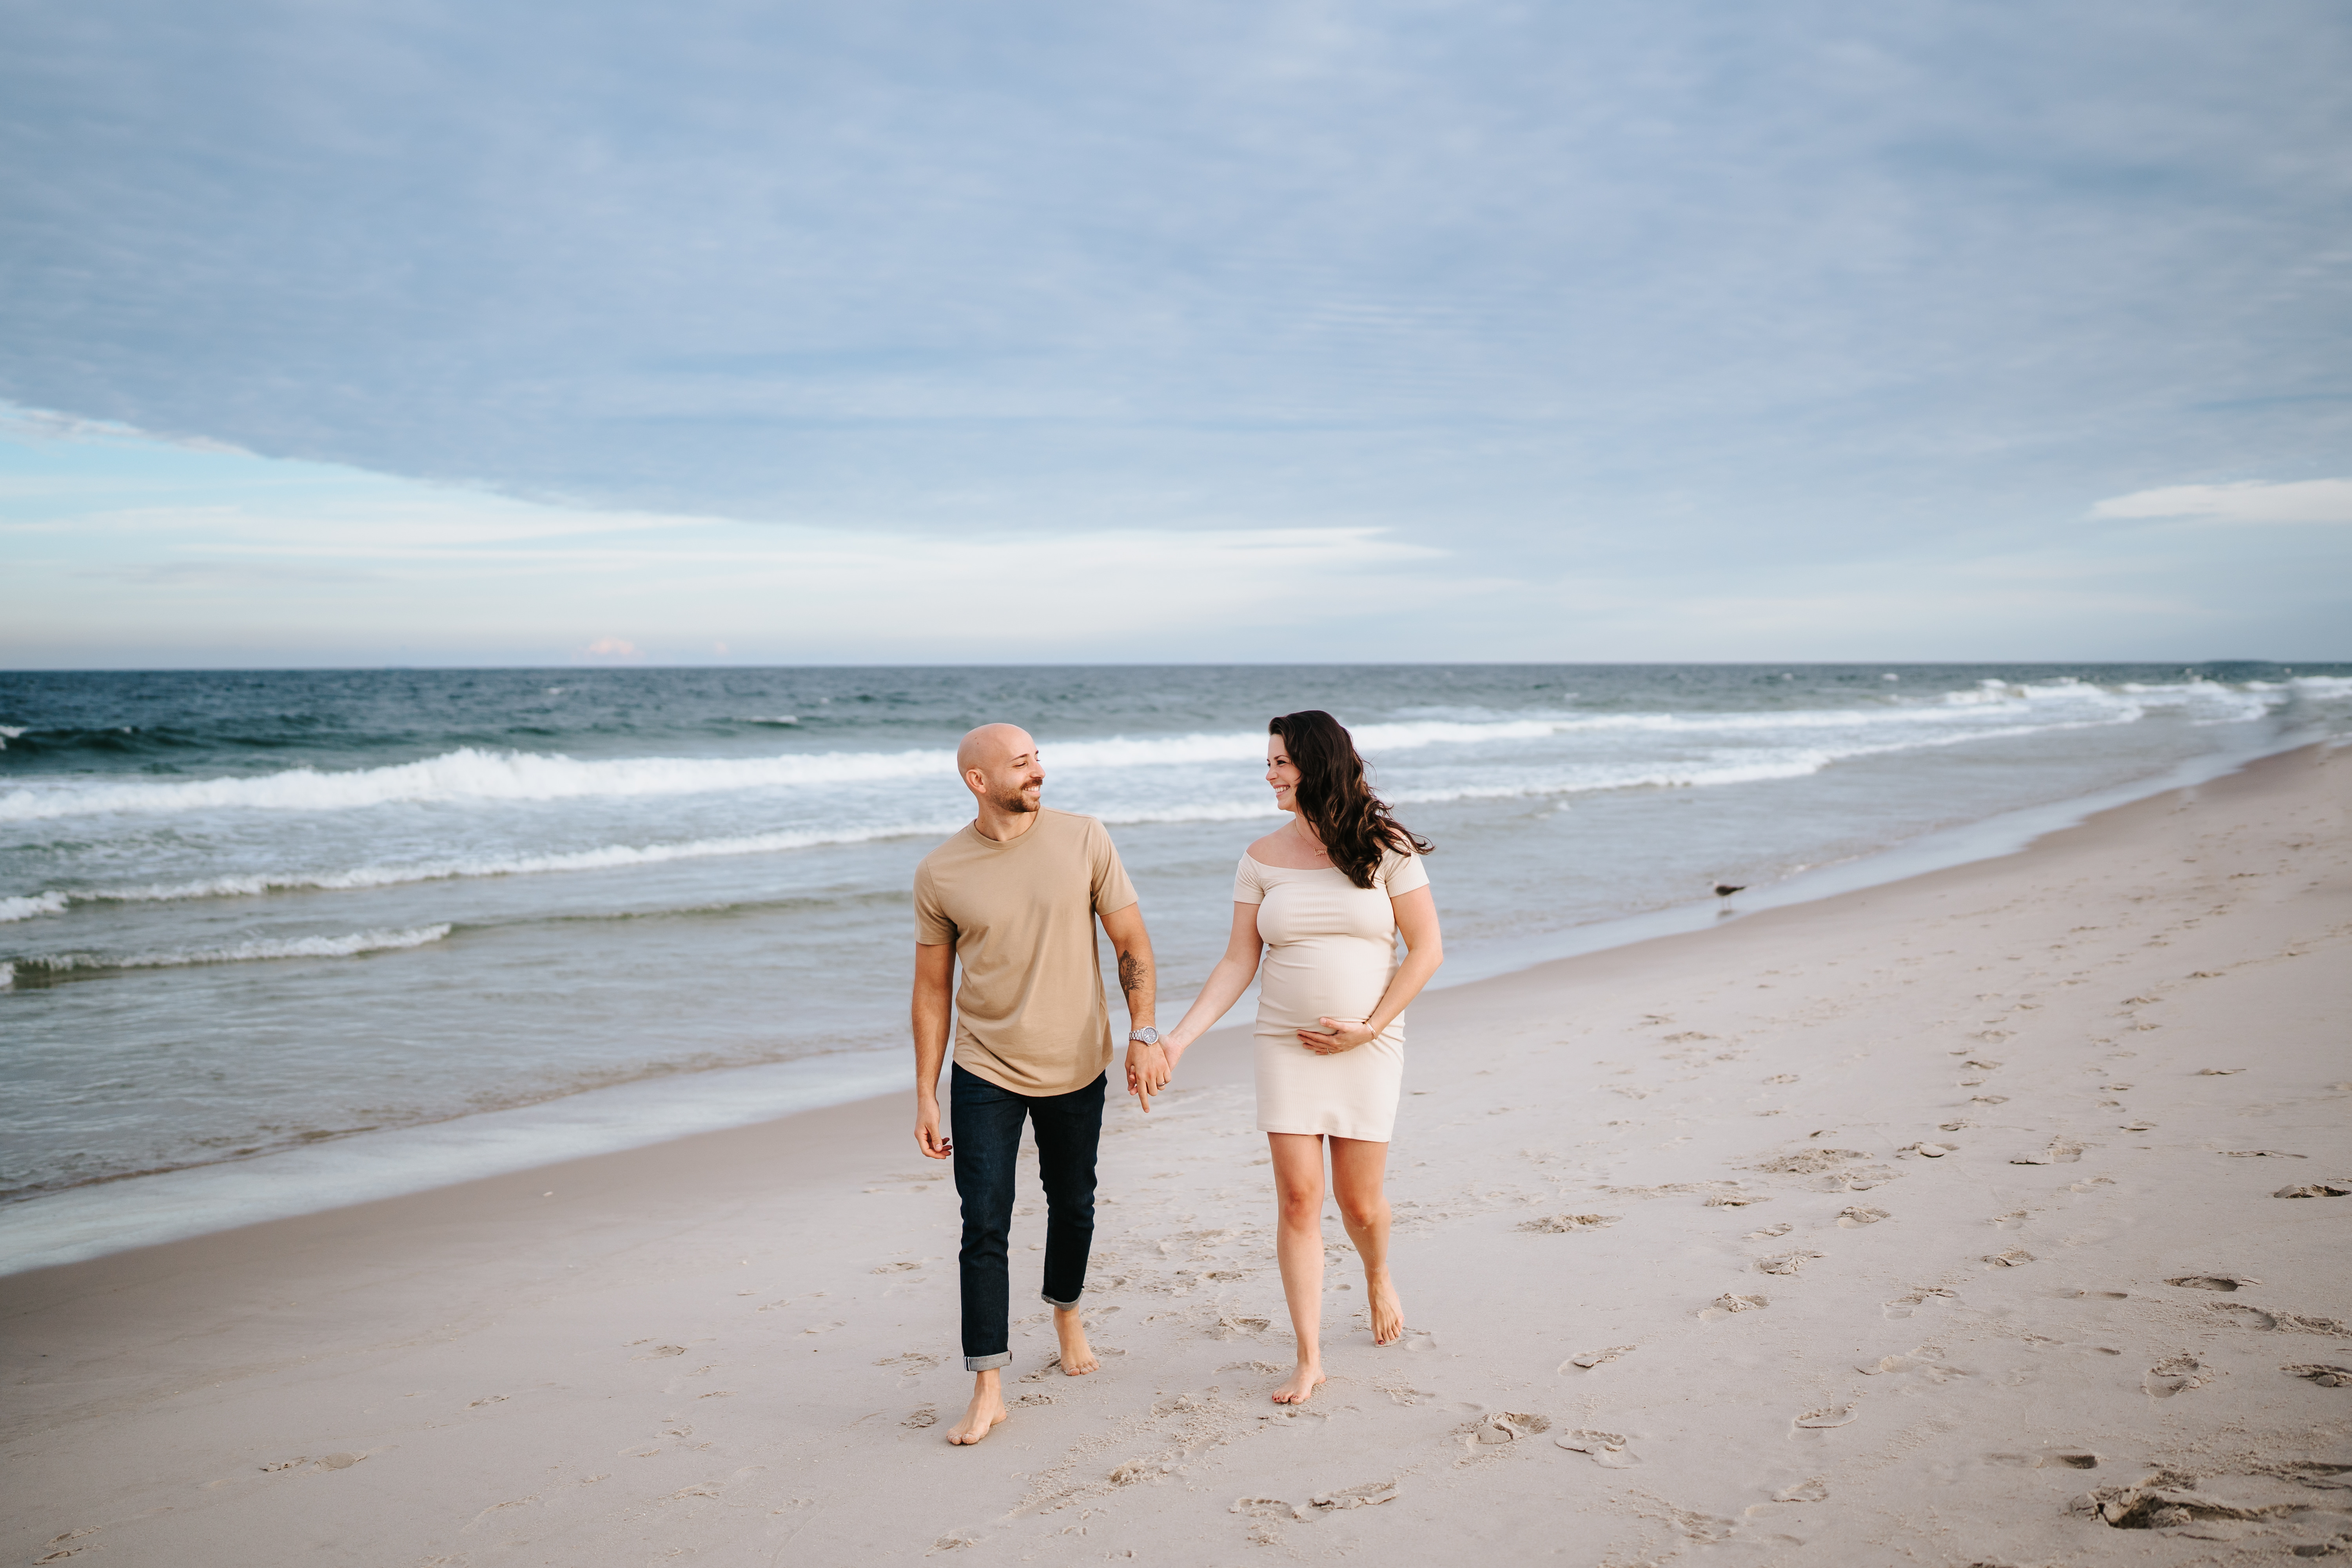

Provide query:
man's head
left=957, top=723, right=1043, bottom=815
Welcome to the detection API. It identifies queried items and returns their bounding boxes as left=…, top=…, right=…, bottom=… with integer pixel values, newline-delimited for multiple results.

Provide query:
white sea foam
left=0, top=679, right=2323, bottom=824
left=15, top=925, right=452, bottom=973
left=42, top=822, right=971, bottom=908
left=0, top=893, right=70, bottom=922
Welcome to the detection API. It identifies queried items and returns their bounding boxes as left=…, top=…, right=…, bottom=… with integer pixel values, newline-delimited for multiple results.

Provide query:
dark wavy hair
left=1269, top=710, right=1434, bottom=889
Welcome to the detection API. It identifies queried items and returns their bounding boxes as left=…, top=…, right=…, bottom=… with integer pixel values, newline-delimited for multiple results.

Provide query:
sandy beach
left=5, top=743, right=2347, bottom=1566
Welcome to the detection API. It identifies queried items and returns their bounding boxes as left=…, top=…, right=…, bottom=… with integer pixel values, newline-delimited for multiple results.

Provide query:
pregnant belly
left=1255, top=938, right=1396, bottom=1030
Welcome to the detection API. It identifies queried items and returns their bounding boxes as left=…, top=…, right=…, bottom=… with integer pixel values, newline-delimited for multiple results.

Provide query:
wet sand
left=5, top=744, right=2348, bottom=1565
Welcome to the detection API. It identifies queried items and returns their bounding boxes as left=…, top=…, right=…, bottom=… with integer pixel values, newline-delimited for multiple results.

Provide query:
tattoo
left=1118, top=949, right=1150, bottom=998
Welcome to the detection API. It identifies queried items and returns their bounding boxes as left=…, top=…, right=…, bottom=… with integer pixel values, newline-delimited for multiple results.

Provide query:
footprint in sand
left=1757, top=1250, right=1825, bottom=1275
left=904, top=1406, right=938, bottom=1428
left=2274, top=1179, right=2352, bottom=1198
left=2144, top=1352, right=2205, bottom=1397
left=1988, top=1451, right=2098, bottom=1469
left=1983, top=1248, right=2034, bottom=1267
left=1306, top=1481, right=1402, bottom=1512
left=2166, top=1273, right=2259, bottom=1292
left=1773, top=1477, right=1829, bottom=1501
left=1515, top=1213, right=1621, bottom=1233
left=2207, top=1301, right=2281, bottom=1330
left=1563, top=1345, right=1635, bottom=1371
left=1465, top=1411, right=1552, bottom=1446
left=2282, top=1364, right=2352, bottom=1388
left=1704, top=1293, right=1769, bottom=1318
left=1556, top=1429, right=1640, bottom=1467
left=1208, top=1314, right=1272, bottom=1340
left=1791, top=1405, right=1856, bottom=1429
left=1837, top=1206, right=1889, bottom=1227
left=1746, top=1222, right=1793, bottom=1240
left=1399, top=1329, right=1439, bottom=1352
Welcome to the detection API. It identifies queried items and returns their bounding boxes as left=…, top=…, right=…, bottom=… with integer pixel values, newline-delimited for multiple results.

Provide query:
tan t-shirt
left=913, top=807, right=1139, bottom=1097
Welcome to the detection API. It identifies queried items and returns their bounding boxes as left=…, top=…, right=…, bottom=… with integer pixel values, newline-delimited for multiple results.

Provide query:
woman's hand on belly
left=1296, top=1016, right=1376, bottom=1054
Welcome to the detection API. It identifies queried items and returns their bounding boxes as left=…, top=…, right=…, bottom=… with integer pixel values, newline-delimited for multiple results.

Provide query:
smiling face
left=960, top=724, right=1044, bottom=814
left=1265, top=738, right=1302, bottom=816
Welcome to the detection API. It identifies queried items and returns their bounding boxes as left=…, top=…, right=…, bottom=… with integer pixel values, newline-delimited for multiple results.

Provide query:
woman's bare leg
left=1267, top=1132, right=1329, bottom=1403
left=1329, top=1136, right=1401, bottom=1345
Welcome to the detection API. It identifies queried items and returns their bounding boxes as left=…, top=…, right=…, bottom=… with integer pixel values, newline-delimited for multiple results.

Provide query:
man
left=912, top=723, right=1171, bottom=1447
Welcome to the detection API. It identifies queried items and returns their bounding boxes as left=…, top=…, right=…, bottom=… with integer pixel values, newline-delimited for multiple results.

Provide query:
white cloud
left=2090, top=479, right=2352, bottom=525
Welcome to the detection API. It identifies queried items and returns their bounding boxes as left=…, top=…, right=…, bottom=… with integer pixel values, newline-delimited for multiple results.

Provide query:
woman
left=1162, top=711, right=1443, bottom=1405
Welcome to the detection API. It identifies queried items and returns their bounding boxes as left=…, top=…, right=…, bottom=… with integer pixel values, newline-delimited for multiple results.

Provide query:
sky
left=2, top=0, right=2347, bottom=667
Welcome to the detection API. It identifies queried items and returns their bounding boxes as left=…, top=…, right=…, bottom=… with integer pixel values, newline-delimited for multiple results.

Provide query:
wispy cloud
left=2091, top=479, right=2352, bottom=525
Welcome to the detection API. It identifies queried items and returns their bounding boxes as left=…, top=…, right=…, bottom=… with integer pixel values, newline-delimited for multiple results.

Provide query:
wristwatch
left=1128, top=1027, right=1161, bottom=1047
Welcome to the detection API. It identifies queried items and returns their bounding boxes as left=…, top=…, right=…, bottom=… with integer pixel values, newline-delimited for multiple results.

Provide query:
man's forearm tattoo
left=1119, top=949, right=1150, bottom=1000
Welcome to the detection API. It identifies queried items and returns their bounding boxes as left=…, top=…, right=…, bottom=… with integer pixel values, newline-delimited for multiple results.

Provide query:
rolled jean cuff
left=965, top=1351, right=1013, bottom=1372
left=1041, top=1289, right=1081, bottom=1310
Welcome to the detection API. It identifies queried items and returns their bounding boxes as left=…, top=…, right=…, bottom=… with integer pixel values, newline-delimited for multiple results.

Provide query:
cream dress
left=1234, top=847, right=1430, bottom=1143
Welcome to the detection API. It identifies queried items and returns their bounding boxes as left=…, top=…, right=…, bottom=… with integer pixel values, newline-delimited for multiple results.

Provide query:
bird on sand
left=1714, top=883, right=1745, bottom=897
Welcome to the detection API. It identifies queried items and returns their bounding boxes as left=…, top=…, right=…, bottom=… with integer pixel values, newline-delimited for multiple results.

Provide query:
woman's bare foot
left=1271, top=1363, right=1326, bottom=1404
left=1365, top=1271, right=1405, bottom=1347
left=946, top=1375, right=1007, bottom=1446
left=1054, top=1307, right=1099, bottom=1376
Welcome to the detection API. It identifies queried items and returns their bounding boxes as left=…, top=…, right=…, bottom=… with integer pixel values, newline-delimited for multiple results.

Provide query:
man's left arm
left=1098, top=902, right=1167, bottom=1109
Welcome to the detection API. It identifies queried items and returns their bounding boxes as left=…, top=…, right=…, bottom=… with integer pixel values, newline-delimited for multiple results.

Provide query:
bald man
left=911, top=724, right=1169, bottom=1446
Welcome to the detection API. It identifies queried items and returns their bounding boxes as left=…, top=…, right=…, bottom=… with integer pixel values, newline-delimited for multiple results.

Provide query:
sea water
left=2, top=663, right=2347, bottom=1265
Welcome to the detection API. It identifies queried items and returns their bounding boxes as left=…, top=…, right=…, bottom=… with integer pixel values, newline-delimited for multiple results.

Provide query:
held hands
left=1125, top=1040, right=1172, bottom=1112
left=1297, top=1017, right=1377, bottom=1054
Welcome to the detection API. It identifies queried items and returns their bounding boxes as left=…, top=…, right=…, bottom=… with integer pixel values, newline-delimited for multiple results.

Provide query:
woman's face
left=1266, top=740, right=1302, bottom=815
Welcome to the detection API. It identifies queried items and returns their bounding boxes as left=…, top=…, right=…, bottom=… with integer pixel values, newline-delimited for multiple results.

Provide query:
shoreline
left=0, top=725, right=2329, bottom=1276
left=4, top=742, right=2345, bottom=1563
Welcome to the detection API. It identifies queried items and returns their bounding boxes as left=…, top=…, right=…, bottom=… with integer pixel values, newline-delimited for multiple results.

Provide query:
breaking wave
left=8, top=925, right=453, bottom=975
left=0, top=677, right=2292, bottom=824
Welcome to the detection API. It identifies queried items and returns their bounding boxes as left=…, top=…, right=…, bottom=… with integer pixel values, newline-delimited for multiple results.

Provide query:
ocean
left=3, top=662, right=2347, bottom=1270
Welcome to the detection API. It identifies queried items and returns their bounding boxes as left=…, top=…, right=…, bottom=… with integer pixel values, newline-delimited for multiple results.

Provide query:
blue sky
left=2, top=0, right=2347, bottom=666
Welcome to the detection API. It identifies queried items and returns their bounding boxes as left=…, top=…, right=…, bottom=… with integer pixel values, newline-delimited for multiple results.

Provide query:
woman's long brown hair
left=1269, top=710, right=1434, bottom=889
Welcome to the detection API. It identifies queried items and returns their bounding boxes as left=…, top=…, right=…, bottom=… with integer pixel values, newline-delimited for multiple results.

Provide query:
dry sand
left=5, top=744, right=2348, bottom=1566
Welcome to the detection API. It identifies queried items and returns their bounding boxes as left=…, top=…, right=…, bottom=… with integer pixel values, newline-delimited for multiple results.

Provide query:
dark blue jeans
left=950, top=1063, right=1105, bottom=1372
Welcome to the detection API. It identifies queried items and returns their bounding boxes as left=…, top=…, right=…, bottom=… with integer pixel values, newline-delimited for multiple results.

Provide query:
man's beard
left=991, top=783, right=1040, bottom=814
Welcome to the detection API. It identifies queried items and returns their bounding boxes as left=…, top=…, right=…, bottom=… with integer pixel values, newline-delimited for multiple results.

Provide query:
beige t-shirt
left=913, top=807, right=1139, bottom=1097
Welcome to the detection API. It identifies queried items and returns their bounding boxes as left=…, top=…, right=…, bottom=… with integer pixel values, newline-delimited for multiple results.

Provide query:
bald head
left=957, top=724, right=1044, bottom=819
left=956, top=723, right=1032, bottom=777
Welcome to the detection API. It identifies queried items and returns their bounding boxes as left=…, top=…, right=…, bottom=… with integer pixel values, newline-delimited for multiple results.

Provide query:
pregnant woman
left=1161, top=710, right=1443, bottom=1405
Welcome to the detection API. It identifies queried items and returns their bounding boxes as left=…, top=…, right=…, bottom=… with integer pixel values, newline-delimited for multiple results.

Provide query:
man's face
left=968, top=733, right=1044, bottom=814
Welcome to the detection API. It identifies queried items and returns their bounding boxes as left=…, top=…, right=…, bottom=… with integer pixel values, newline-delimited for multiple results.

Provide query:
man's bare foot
left=946, top=1377, right=1007, bottom=1446
left=1054, top=1307, right=1099, bottom=1376
left=1366, top=1272, right=1405, bottom=1346
left=1271, top=1363, right=1326, bottom=1404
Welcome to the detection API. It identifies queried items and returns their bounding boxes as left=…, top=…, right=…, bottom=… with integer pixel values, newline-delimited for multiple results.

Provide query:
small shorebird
left=1714, top=883, right=1745, bottom=898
